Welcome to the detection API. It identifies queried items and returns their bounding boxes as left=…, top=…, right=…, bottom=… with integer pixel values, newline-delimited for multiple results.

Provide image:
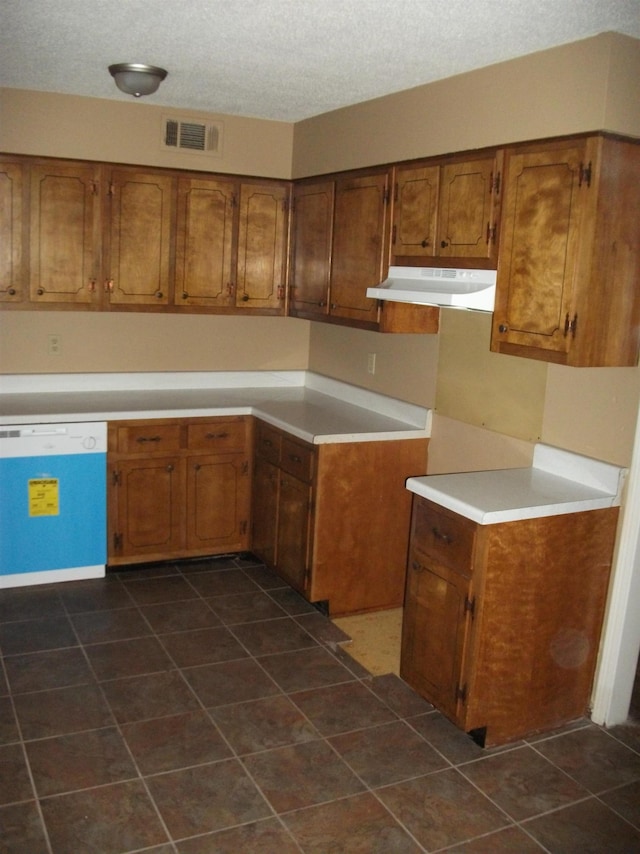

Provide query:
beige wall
left=0, top=89, right=294, bottom=178
left=308, top=323, right=439, bottom=407
left=0, top=312, right=310, bottom=374
left=292, top=33, right=638, bottom=178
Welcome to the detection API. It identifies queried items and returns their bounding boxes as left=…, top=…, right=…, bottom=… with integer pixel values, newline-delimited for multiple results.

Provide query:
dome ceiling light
left=108, top=63, right=168, bottom=98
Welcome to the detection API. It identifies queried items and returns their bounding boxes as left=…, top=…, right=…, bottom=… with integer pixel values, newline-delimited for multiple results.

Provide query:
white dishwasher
left=0, top=422, right=107, bottom=588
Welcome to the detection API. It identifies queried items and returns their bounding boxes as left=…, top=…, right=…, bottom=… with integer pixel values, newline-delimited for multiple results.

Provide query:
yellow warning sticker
left=28, top=478, right=60, bottom=516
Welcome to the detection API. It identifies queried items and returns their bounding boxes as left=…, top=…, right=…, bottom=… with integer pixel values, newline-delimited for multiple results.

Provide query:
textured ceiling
left=1, top=0, right=639, bottom=122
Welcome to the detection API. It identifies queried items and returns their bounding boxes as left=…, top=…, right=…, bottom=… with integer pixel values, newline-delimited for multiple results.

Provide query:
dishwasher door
left=0, top=422, right=107, bottom=588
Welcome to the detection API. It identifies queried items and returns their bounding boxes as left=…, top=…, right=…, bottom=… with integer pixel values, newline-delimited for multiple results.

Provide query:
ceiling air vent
left=162, top=117, right=222, bottom=155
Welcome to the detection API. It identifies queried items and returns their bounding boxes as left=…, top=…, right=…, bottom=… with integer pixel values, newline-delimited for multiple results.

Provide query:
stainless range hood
left=367, top=266, right=497, bottom=311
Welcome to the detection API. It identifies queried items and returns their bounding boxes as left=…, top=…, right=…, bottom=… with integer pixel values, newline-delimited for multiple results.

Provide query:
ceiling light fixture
left=108, top=63, right=168, bottom=97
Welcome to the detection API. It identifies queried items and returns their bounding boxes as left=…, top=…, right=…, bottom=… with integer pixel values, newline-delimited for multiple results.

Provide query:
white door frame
left=591, top=398, right=640, bottom=724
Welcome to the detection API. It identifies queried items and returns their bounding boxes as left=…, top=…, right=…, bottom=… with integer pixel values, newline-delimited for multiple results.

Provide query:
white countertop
left=406, top=444, right=626, bottom=524
left=0, top=371, right=431, bottom=445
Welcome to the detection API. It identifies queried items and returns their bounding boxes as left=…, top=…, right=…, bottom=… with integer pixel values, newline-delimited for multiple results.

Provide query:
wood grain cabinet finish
left=235, top=182, right=289, bottom=311
left=0, top=154, right=289, bottom=315
left=0, top=159, right=25, bottom=303
left=252, top=419, right=428, bottom=615
left=108, top=416, right=251, bottom=565
left=401, top=495, right=619, bottom=746
left=289, top=169, right=391, bottom=330
left=174, top=175, right=236, bottom=308
left=491, top=134, right=640, bottom=366
left=392, top=151, right=502, bottom=267
left=289, top=180, right=334, bottom=320
left=29, top=161, right=102, bottom=306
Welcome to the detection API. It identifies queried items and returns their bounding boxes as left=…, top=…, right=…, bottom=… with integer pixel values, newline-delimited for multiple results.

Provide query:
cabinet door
left=329, top=171, right=391, bottom=325
left=491, top=143, right=587, bottom=359
left=277, top=473, right=312, bottom=595
left=111, top=457, right=184, bottom=560
left=236, top=182, right=288, bottom=310
left=437, top=155, right=500, bottom=261
left=289, top=181, right=334, bottom=318
left=0, top=161, right=25, bottom=303
left=251, top=455, right=279, bottom=567
left=107, top=170, right=174, bottom=306
left=392, top=164, right=439, bottom=259
left=186, top=453, right=249, bottom=552
left=30, top=162, right=101, bottom=305
left=400, top=552, right=472, bottom=722
left=175, top=176, right=236, bottom=307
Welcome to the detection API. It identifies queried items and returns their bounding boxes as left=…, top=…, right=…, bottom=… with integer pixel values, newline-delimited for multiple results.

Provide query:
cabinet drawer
left=116, top=424, right=182, bottom=454
left=411, top=498, right=476, bottom=573
left=255, top=421, right=282, bottom=464
left=188, top=419, right=247, bottom=453
left=280, top=436, right=315, bottom=482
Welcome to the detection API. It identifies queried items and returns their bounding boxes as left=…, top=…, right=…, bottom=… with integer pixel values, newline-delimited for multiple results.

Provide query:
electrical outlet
left=48, top=334, right=61, bottom=356
left=367, top=352, right=376, bottom=375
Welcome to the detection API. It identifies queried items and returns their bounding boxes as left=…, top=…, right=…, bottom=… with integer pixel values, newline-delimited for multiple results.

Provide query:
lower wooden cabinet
left=108, top=416, right=251, bottom=565
left=401, top=495, right=619, bottom=746
left=252, top=418, right=428, bottom=615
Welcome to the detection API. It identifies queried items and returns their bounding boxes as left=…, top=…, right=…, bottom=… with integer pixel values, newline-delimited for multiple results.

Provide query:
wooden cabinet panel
left=0, top=161, right=25, bottom=303
left=186, top=453, right=249, bottom=552
left=491, top=134, right=640, bottom=366
left=401, top=553, right=471, bottom=721
left=401, top=494, right=620, bottom=746
left=113, top=457, right=185, bottom=559
left=392, top=164, right=439, bottom=258
left=251, top=455, right=279, bottom=568
left=289, top=180, right=334, bottom=318
left=329, top=171, right=391, bottom=325
left=30, top=162, right=101, bottom=305
left=236, top=182, right=288, bottom=310
left=187, top=418, right=248, bottom=453
left=175, top=176, right=235, bottom=307
left=107, top=170, right=174, bottom=306
left=277, top=473, right=312, bottom=594
left=437, top=157, right=499, bottom=261
left=411, top=499, right=476, bottom=573
left=114, top=423, right=181, bottom=454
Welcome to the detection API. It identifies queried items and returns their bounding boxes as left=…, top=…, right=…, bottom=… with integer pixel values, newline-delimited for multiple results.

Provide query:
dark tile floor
left=1, top=553, right=640, bottom=853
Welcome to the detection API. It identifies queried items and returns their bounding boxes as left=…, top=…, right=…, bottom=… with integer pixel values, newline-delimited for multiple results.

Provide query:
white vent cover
left=162, top=116, right=222, bottom=155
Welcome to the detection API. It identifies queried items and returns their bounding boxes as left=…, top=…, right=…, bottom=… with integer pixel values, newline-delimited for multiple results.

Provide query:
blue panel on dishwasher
left=0, top=452, right=106, bottom=575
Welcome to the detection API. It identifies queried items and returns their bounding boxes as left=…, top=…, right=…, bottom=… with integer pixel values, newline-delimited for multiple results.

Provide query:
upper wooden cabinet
left=0, top=159, right=26, bottom=304
left=392, top=151, right=502, bottom=267
left=0, top=155, right=289, bottom=315
left=106, top=169, right=174, bottom=307
left=235, top=182, right=289, bottom=311
left=29, top=161, right=102, bottom=306
left=175, top=175, right=236, bottom=309
left=289, top=180, right=334, bottom=320
left=491, top=134, right=640, bottom=367
left=290, top=168, right=392, bottom=330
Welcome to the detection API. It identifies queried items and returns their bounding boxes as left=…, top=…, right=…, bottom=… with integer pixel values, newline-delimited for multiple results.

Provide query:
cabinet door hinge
left=112, top=470, right=120, bottom=486
left=579, top=162, right=592, bottom=188
left=456, top=682, right=468, bottom=703
left=241, top=460, right=249, bottom=476
left=464, top=596, right=476, bottom=618
left=383, top=187, right=390, bottom=205
left=113, top=532, right=123, bottom=551
left=392, top=224, right=397, bottom=245
left=486, top=222, right=497, bottom=244
left=491, top=171, right=501, bottom=195
left=283, top=197, right=289, bottom=213
left=564, top=313, right=578, bottom=337
left=108, top=182, right=115, bottom=196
